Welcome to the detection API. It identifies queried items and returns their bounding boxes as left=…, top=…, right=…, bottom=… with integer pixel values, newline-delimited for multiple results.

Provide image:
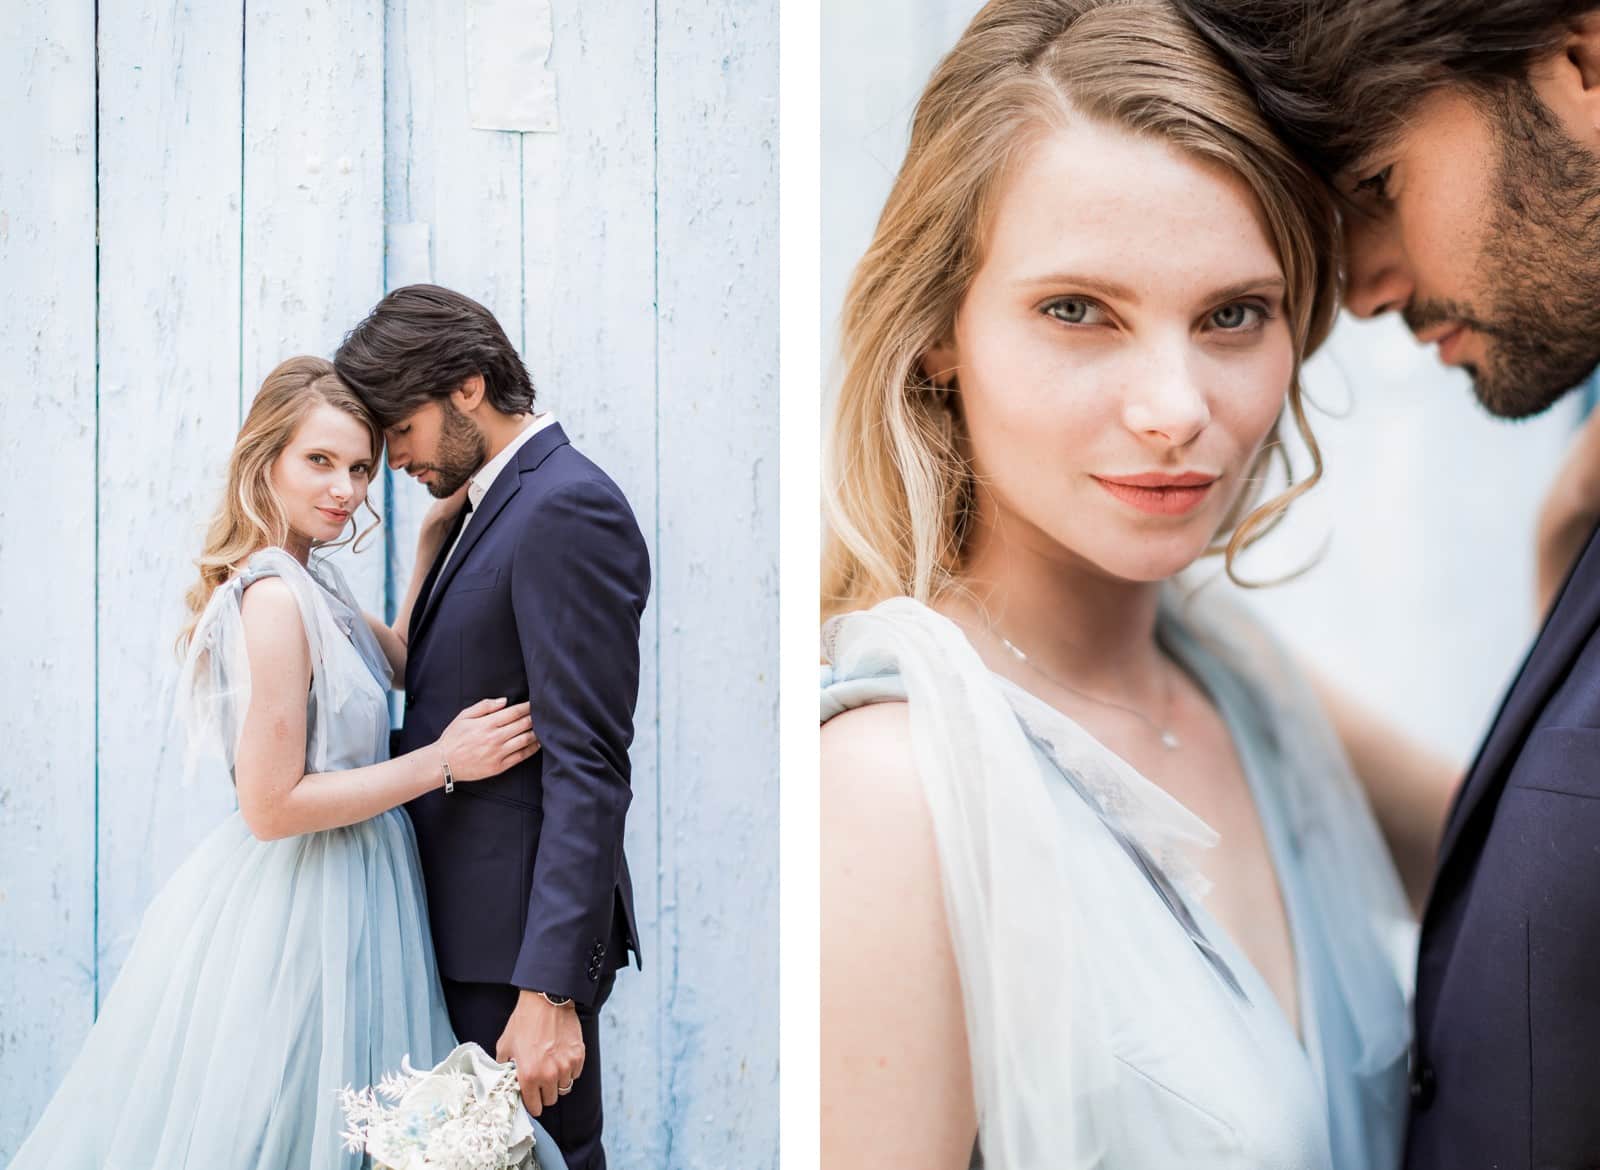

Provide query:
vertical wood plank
left=93, top=0, right=245, bottom=995
left=381, top=0, right=525, bottom=598
left=522, top=2, right=664, bottom=1160
left=242, top=0, right=387, bottom=611
left=655, top=1, right=779, bottom=1165
left=0, top=2, right=98, bottom=1156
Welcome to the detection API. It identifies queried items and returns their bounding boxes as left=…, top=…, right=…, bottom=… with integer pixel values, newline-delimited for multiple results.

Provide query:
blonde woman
left=822, top=2, right=1416, bottom=1167
left=9, top=358, right=563, bottom=1169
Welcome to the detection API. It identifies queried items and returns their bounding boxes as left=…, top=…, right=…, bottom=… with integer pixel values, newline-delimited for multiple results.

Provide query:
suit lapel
left=1433, top=520, right=1600, bottom=883
left=408, top=502, right=470, bottom=647
left=409, top=423, right=571, bottom=647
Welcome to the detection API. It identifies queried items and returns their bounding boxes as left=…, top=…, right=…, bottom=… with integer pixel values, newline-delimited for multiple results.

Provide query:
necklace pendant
left=1160, top=730, right=1182, bottom=750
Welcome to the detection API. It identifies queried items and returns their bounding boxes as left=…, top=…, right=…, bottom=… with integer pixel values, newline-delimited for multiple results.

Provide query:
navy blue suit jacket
left=396, top=423, right=649, bottom=1007
left=1407, top=521, right=1600, bottom=1169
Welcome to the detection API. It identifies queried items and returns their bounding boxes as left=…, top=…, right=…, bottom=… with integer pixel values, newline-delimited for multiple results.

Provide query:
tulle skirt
left=8, top=808, right=458, bottom=1170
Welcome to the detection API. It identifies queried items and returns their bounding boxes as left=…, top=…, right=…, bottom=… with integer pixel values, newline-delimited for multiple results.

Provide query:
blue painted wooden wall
left=0, top=2, right=777, bottom=1165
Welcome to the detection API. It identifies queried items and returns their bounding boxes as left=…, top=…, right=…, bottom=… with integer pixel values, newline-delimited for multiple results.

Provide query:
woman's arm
left=822, top=702, right=976, bottom=1170
left=364, top=491, right=467, bottom=677
left=1308, top=669, right=1460, bottom=913
left=235, top=577, right=538, bottom=841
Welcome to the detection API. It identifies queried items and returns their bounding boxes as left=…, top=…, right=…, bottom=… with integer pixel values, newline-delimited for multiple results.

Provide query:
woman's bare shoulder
left=822, top=700, right=946, bottom=884
left=821, top=700, right=922, bottom=808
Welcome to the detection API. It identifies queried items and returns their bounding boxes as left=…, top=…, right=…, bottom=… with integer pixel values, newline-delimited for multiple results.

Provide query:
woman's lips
left=1093, top=475, right=1216, bottom=516
left=318, top=507, right=351, bottom=523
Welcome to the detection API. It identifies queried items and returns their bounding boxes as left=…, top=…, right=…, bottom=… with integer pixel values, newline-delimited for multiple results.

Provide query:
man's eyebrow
left=1339, top=127, right=1406, bottom=185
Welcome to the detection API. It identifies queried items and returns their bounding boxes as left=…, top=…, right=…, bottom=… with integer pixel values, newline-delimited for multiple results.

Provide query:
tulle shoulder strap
left=233, top=545, right=305, bottom=590
left=822, top=598, right=1129, bottom=1169
left=169, top=547, right=371, bottom=790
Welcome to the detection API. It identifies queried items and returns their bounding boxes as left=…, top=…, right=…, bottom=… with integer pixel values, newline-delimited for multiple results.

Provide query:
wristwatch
left=537, top=990, right=573, bottom=1007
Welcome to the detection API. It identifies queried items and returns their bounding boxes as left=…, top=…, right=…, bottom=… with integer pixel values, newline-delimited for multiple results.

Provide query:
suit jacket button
left=1409, top=1064, right=1436, bottom=1110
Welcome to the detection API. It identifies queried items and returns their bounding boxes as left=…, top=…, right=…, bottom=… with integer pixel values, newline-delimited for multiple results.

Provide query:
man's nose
left=1343, top=211, right=1412, bottom=319
left=386, top=445, right=406, bottom=470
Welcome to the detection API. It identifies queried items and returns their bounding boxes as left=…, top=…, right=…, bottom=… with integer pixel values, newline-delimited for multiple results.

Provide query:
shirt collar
left=467, top=412, right=557, bottom=512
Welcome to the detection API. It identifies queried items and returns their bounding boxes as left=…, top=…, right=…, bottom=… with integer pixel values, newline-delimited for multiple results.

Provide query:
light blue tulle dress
left=7, top=548, right=561, bottom=1170
left=822, top=593, right=1414, bottom=1170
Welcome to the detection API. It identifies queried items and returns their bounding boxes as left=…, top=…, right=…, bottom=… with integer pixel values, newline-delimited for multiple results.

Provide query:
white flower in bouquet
left=339, top=1042, right=537, bottom=1170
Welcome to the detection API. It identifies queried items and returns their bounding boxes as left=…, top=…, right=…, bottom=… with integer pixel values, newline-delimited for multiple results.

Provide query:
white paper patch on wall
left=465, top=0, right=559, bottom=133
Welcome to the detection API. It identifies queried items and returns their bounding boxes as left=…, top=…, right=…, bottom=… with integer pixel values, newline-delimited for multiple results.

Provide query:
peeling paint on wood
left=656, top=2, right=779, bottom=1165
left=0, top=2, right=97, bottom=1151
left=94, top=0, right=245, bottom=998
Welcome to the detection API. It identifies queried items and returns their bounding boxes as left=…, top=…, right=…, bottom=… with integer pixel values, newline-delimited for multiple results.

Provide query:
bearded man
left=336, top=284, right=650, bottom=1170
left=1171, top=3, right=1600, bottom=1167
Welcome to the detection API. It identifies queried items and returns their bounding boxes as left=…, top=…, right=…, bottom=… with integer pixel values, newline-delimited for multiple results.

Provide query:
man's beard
left=419, top=399, right=488, bottom=498
left=1416, top=84, right=1600, bottom=420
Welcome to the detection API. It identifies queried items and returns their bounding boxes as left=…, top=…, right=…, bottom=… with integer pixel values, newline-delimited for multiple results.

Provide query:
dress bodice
left=821, top=594, right=1412, bottom=1170
left=180, top=547, right=393, bottom=781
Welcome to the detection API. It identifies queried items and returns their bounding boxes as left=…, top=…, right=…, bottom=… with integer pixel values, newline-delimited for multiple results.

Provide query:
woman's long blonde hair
left=177, top=356, right=382, bottom=651
left=823, top=0, right=1341, bottom=620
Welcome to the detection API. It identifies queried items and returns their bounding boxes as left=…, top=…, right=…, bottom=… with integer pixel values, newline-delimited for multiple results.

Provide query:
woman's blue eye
left=1210, top=303, right=1264, bottom=331
left=309, top=453, right=329, bottom=465
left=1043, top=298, right=1104, bottom=326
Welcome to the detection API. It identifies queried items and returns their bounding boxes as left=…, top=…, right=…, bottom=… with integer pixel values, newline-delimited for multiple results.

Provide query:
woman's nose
left=1121, top=346, right=1210, bottom=448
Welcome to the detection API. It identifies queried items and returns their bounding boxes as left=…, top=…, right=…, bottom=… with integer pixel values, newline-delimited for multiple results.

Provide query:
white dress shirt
left=437, top=412, right=557, bottom=574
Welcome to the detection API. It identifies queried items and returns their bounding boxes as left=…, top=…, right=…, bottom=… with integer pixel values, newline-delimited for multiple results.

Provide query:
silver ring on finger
left=557, top=1080, right=574, bottom=1095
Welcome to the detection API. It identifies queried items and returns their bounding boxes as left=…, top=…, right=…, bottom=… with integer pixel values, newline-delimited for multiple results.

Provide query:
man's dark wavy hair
left=334, top=284, right=536, bottom=428
left=1171, top=0, right=1597, bottom=180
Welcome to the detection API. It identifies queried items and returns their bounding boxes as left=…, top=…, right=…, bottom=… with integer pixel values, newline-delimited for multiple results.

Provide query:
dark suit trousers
left=442, top=970, right=617, bottom=1170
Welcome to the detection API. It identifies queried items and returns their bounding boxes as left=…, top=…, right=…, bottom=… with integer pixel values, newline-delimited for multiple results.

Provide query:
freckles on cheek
left=1217, top=344, right=1293, bottom=446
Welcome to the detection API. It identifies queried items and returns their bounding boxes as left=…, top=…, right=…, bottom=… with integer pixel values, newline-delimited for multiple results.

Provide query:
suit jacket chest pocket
left=1506, top=727, right=1600, bottom=1161
left=450, top=566, right=501, bottom=594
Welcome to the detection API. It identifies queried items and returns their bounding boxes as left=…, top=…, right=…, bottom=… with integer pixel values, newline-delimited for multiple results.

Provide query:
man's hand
left=423, top=480, right=472, bottom=535
left=1537, top=405, right=1600, bottom=617
left=495, top=989, right=585, bottom=1116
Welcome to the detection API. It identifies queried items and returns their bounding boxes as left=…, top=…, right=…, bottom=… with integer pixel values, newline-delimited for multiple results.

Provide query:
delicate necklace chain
left=989, top=629, right=1183, bottom=751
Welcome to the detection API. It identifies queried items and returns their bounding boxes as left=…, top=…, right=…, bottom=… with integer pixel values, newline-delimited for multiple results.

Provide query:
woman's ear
left=921, top=340, right=959, bottom=390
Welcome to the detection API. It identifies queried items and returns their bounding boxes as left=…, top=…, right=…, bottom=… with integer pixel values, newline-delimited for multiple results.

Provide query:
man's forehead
left=1338, top=83, right=1486, bottom=181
